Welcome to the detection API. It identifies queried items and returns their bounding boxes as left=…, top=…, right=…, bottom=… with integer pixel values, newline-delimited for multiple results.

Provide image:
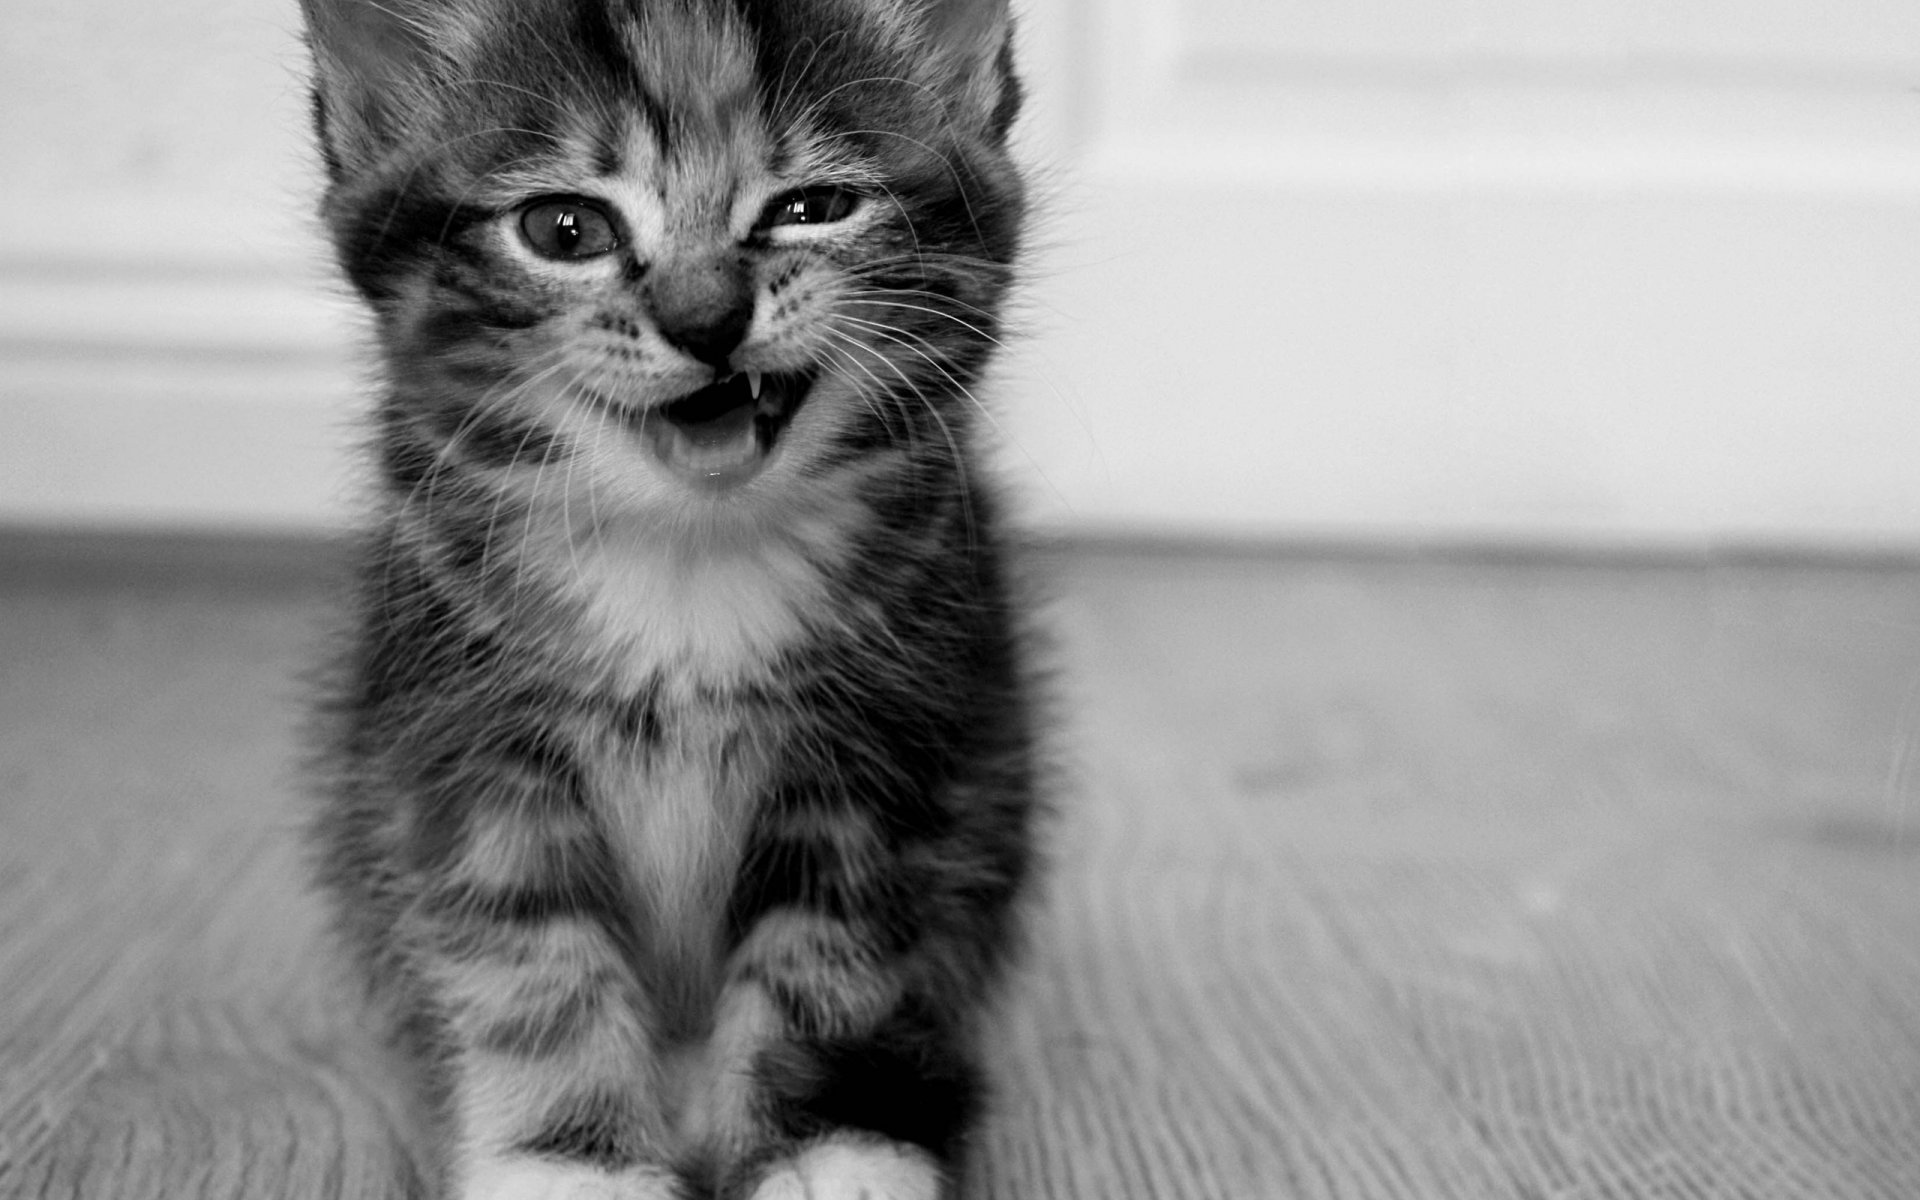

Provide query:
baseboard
left=0, top=524, right=351, bottom=590
left=10, top=521, right=1919, bottom=596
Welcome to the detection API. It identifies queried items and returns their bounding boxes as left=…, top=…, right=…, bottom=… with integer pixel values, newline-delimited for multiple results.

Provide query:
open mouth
left=639, top=370, right=813, bottom=487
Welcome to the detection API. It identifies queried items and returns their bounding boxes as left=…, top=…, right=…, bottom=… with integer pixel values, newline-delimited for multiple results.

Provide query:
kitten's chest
left=549, top=517, right=834, bottom=1015
left=593, top=689, right=772, bottom=1024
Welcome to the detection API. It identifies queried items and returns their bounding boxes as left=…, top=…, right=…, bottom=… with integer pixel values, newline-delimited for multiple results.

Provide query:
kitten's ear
left=302, top=0, right=458, bottom=178
left=912, top=0, right=1021, bottom=138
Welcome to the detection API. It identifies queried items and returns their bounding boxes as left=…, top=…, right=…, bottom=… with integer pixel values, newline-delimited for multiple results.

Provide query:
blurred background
left=9, top=10, right=1920, bottom=1194
left=5, top=0, right=1920, bottom=552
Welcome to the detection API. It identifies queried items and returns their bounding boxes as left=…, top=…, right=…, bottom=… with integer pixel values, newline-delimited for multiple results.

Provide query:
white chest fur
left=564, top=522, right=831, bottom=689
left=545, top=513, right=843, bottom=1017
left=601, top=697, right=760, bottom=1019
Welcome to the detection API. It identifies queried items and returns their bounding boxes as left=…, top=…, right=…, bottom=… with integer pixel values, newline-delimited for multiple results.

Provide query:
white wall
left=0, top=0, right=360, bottom=531
left=5, top=0, right=1920, bottom=549
left=1004, top=0, right=1920, bottom=549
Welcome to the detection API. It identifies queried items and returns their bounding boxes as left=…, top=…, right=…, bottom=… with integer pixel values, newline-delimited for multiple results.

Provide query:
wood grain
left=3, top=543, right=1918, bottom=1198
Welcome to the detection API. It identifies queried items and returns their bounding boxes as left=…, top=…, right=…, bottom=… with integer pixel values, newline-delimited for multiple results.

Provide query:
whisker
left=837, top=294, right=1013, bottom=353
left=833, top=315, right=992, bottom=427
left=474, top=361, right=577, bottom=583
left=388, top=355, right=574, bottom=554
left=820, top=327, right=978, bottom=551
left=504, top=403, right=575, bottom=629
left=818, top=333, right=915, bottom=451
left=833, top=317, right=1072, bottom=512
left=580, top=374, right=617, bottom=562
left=555, top=370, right=594, bottom=590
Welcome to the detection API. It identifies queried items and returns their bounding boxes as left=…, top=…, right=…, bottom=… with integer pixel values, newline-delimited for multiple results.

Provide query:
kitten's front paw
left=461, top=1157, right=683, bottom=1200
left=746, top=1136, right=944, bottom=1200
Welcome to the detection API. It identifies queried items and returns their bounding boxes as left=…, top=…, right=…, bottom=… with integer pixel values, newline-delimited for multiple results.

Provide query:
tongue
left=644, top=401, right=761, bottom=479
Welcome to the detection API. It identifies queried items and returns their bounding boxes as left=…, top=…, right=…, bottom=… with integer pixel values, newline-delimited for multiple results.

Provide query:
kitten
left=298, top=1, right=1040, bottom=1198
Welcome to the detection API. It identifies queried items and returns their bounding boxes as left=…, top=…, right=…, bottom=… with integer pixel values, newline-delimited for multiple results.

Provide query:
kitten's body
left=300, top=1, right=1039, bottom=1196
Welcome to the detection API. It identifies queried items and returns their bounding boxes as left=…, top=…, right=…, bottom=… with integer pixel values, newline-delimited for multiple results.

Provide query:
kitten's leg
left=692, top=908, right=976, bottom=1200
left=408, top=803, right=681, bottom=1200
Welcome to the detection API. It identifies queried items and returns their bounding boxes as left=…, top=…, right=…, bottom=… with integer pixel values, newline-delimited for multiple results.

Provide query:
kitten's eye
left=761, top=187, right=861, bottom=229
left=517, top=198, right=620, bottom=260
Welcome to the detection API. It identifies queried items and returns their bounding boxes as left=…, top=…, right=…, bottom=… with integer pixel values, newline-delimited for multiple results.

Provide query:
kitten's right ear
left=302, top=0, right=450, bottom=179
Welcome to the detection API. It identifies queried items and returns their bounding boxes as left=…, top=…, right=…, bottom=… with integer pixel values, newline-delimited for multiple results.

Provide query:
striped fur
left=301, top=1, right=1038, bottom=1197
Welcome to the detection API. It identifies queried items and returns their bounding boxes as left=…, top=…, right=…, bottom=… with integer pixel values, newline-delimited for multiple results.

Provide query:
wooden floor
left=3, top=538, right=1919, bottom=1199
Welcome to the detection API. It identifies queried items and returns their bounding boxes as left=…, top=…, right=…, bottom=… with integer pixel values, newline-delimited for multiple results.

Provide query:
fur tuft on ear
left=911, top=0, right=1019, bottom=138
left=302, top=0, right=467, bottom=179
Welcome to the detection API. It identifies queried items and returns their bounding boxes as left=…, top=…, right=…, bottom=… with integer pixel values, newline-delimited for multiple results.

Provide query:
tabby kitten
left=299, top=1, right=1039, bottom=1197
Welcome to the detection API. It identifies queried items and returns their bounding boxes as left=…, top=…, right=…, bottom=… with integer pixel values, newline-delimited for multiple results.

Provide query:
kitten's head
left=304, top=0, right=1024, bottom=525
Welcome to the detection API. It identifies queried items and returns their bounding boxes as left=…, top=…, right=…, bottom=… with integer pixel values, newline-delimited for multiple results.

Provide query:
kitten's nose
left=647, top=256, right=753, bottom=368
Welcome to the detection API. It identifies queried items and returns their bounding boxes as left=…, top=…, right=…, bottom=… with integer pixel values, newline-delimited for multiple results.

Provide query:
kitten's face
left=309, top=0, right=1022, bottom=526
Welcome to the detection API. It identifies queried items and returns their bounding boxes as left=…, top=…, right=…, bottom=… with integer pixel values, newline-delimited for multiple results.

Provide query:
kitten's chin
left=635, top=371, right=813, bottom=491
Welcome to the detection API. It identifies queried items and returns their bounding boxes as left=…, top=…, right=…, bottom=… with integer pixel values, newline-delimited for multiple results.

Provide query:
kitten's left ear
left=913, top=0, right=1021, bottom=138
